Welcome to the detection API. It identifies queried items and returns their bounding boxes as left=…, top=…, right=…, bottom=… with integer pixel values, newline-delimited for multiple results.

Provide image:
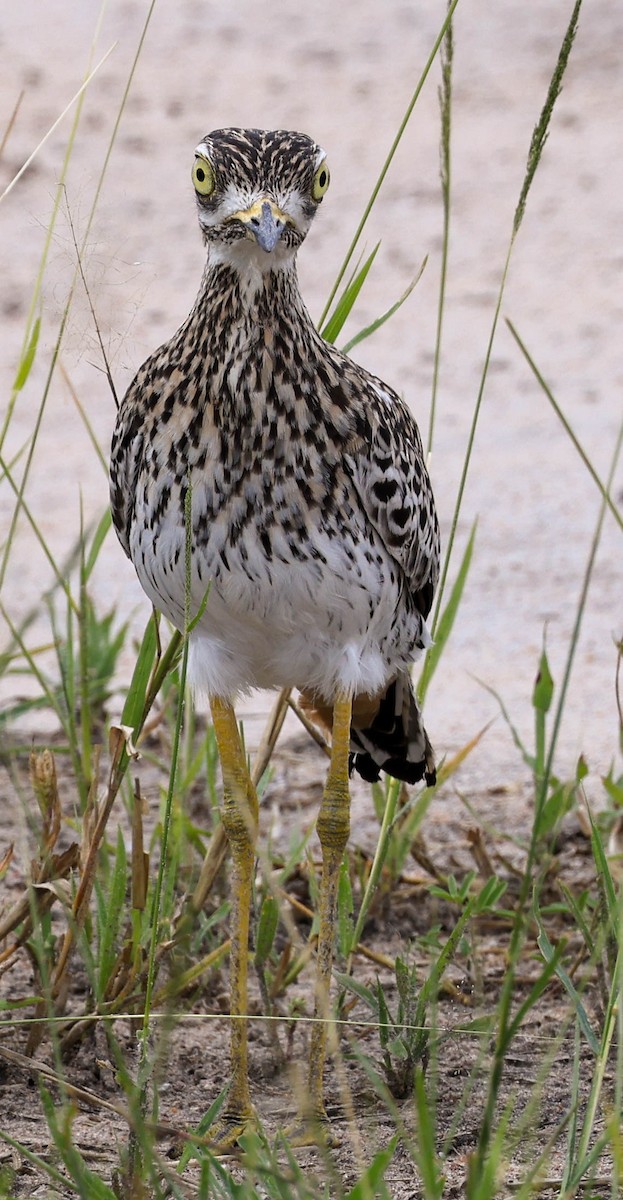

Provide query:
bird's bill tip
left=230, top=197, right=289, bottom=253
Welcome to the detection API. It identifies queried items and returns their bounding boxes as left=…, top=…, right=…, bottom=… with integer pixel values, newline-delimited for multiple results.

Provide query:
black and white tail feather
left=349, top=672, right=436, bottom=787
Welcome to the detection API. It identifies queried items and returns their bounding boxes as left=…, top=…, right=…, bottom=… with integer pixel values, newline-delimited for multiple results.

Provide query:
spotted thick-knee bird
left=110, top=128, right=440, bottom=1142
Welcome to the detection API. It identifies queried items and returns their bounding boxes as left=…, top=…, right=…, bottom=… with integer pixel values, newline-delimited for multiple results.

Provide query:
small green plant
left=338, top=873, right=506, bottom=1098
left=483, top=639, right=589, bottom=851
left=368, top=956, right=430, bottom=1098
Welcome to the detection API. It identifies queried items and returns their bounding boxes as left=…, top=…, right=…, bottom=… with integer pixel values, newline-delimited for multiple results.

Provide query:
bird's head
left=191, top=128, right=329, bottom=270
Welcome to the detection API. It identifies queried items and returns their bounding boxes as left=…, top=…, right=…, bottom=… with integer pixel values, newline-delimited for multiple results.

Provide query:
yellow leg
left=301, top=692, right=352, bottom=1136
left=209, top=695, right=259, bottom=1143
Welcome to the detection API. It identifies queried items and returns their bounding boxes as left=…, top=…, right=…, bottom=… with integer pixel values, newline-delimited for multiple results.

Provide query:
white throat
left=206, top=240, right=297, bottom=305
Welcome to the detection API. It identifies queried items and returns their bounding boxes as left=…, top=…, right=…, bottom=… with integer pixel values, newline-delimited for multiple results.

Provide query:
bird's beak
left=232, top=197, right=288, bottom=253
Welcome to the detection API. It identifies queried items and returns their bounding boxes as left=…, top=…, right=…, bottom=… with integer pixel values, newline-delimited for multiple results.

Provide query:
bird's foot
left=282, top=1110, right=341, bottom=1148
left=208, top=1107, right=258, bottom=1153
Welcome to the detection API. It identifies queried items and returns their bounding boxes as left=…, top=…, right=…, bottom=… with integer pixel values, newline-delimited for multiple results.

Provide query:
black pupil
left=318, top=171, right=326, bottom=188
left=196, top=167, right=205, bottom=182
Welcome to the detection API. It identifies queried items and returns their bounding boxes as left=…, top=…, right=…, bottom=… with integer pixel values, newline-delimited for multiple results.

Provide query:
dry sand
left=1, top=0, right=622, bottom=796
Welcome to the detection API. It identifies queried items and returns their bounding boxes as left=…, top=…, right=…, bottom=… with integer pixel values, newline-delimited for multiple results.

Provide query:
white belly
left=132, top=518, right=425, bottom=702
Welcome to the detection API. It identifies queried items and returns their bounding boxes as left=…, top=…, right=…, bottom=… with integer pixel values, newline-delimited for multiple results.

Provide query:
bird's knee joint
left=316, top=810, right=350, bottom=856
left=221, top=796, right=257, bottom=854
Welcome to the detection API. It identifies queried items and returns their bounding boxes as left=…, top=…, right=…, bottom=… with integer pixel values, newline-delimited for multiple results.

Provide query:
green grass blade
left=143, top=629, right=184, bottom=720
left=13, top=316, right=40, bottom=391
left=337, top=856, right=354, bottom=957
left=418, top=519, right=476, bottom=703
left=586, top=804, right=619, bottom=927
left=559, top=1021, right=582, bottom=1196
left=83, top=509, right=113, bottom=582
left=254, top=894, right=280, bottom=968
left=318, top=0, right=461, bottom=327
left=120, top=615, right=159, bottom=733
left=40, top=1089, right=118, bottom=1199
left=557, top=881, right=594, bottom=954
left=506, top=319, right=623, bottom=534
left=341, top=259, right=427, bottom=355
left=535, top=916, right=599, bottom=1054
left=569, top=939, right=621, bottom=1186
left=176, top=1090, right=227, bottom=1172
left=413, top=1068, right=444, bottom=1199
left=334, top=971, right=381, bottom=1014
left=416, top=878, right=506, bottom=1032
left=0, top=1126, right=83, bottom=1194
left=477, top=676, right=532, bottom=769
left=97, top=825, right=128, bottom=999
left=343, top=1136, right=397, bottom=1200
left=349, top=775, right=401, bottom=953
left=321, top=243, right=380, bottom=344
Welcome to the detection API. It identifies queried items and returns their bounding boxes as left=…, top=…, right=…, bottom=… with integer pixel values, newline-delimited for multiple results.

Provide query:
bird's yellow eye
left=192, top=157, right=216, bottom=196
left=312, top=161, right=330, bottom=201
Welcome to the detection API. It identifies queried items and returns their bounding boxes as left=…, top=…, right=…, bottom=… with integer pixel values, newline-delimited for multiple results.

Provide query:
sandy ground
left=0, top=6, right=622, bottom=1194
left=1, top=0, right=622, bottom=795
left=0, top=731, right=612, bottom=1198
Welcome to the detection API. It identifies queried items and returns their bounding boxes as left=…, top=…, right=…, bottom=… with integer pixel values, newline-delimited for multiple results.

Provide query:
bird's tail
left=348, top=673, right=436, bottom=786
left=299, top=672, right=436, bottom=787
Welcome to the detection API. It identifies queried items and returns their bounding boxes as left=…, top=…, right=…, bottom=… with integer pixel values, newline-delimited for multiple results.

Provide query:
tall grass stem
left=427, top=2, right=453, bottom=458
left=318, top=0, right=462, bottom=328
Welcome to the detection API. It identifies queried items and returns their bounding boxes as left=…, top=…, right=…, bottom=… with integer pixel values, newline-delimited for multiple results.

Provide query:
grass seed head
left=29, top=748, right=61, bottom=852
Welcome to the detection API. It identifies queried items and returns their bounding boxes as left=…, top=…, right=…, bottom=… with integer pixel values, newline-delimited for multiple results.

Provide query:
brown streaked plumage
left=110, top=128, right=439, bottom=1143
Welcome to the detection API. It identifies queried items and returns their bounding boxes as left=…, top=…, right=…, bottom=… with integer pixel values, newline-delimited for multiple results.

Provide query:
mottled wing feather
left=348, top=378, right=440, bottom=621
left=109, top=374, right=146, bottom=559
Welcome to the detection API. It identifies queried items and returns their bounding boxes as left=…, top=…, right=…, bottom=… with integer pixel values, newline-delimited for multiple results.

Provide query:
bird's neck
left=183, top=254, right=322, bottom=414
left=194, top=251, right=310, bottom=333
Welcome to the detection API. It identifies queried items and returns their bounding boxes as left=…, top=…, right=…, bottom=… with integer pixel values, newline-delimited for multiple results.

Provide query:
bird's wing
left=109, top=372, right=147, bottom=559
left=348, top=379, right=440, bottom=620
